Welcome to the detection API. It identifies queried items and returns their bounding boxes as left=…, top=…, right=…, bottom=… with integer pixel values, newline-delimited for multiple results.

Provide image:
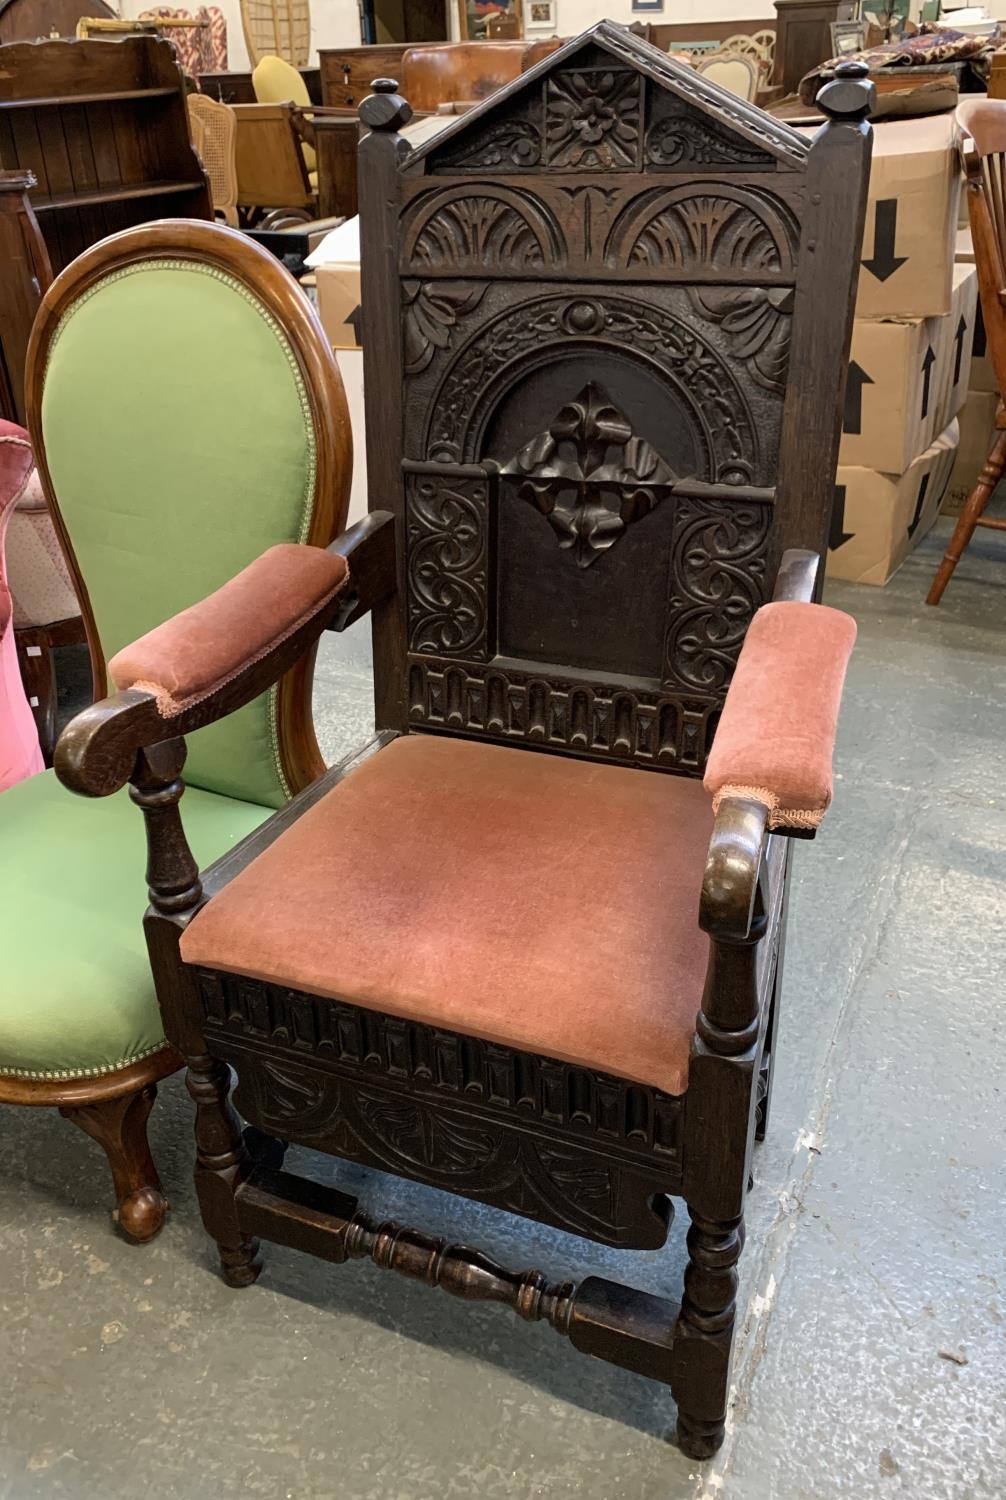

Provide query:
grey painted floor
left=1, top=516, right=1004, bottom=1500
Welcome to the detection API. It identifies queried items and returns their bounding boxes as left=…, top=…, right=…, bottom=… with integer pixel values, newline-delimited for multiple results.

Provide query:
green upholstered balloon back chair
left=0, top=220, right=351, bottom=1242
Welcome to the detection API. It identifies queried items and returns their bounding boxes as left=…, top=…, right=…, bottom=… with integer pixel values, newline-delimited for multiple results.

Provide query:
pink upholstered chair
left=0, top=422, right=43, bottom=791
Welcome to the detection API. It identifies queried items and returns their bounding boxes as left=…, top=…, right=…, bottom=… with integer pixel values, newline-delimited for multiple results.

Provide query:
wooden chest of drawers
left=319, top=45, right=418, bottom=111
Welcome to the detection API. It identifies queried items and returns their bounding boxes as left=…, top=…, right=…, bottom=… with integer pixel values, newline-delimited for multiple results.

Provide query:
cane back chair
left=55, top=30, right=872, bottom=1456
left=4, top=220, right=351, bottom=1241
left=927, top=98, right=1006, bottom=605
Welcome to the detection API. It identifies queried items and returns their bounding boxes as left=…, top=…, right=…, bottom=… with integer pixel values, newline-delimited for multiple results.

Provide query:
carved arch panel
left=603, top=182, right=801, bottom=279
left=420, top=289, right=763, bottom=488
left=401, top=183, right=566, bottom=276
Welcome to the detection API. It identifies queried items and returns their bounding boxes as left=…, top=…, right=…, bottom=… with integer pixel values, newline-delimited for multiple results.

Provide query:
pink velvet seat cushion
left=109, top=543, right=349, bottom=716
left=181, top=735, right=716, bottom=1096
left=704, top=600, right=857, bottom=830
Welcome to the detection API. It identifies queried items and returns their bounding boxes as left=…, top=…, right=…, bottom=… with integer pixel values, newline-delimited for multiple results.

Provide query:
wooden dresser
left=773, top=0, right=857, bottom=93
left=0, top=36, right=210, bottom=274
left=320, top=44, right=427, bottom=111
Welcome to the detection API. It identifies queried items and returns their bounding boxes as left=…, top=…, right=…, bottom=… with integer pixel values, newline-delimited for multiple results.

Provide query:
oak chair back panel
left=361, top=25, right=872, bottom=775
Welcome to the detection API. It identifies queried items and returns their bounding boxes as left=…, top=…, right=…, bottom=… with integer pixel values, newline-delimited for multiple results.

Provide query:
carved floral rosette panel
left=419, top=39, right=809, bottom=180
left=196, top=969, right=681, bottom=1249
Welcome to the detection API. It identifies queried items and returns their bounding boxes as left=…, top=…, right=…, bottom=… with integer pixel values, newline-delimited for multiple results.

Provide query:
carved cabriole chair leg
left=59, top=1084, right=167, bottom=1242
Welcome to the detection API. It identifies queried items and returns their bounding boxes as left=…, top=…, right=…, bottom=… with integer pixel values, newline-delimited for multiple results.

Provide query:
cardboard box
left=840, top=264, right=978, bottom=473
left=307, top=216, right=362, bottom=352
left=855, top=114, right=962, bottom=320
left=942, top=389, right=998, bottom=516
left=934, top=262, right=979, bottom=434
left=828, top=421, right=959, bottom=586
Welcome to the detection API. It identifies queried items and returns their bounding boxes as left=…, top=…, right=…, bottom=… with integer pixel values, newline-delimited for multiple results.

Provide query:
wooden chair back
left=359, top=27, right=873, bottom=776
left=25, top=220, right=351, bottom=804
left=188, top=92, right=239, bottom=225
left=240, top=0, right=309, bottom=68
left=957, top=98, right=1006, bottom=403
left=695, top=51, right=761, bottom=103
left=401, top=41, right=527, bottom=114
left=232, top=101, right=313, bottom=211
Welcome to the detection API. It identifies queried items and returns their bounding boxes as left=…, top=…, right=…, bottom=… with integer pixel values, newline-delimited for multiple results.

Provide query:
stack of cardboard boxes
left=826, top=115, right=978, bottom=585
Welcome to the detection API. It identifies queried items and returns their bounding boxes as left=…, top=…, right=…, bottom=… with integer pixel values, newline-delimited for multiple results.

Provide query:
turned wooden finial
left=817, top=59, right=875, bottom=121
left=359, top=77, right=412, bottom=132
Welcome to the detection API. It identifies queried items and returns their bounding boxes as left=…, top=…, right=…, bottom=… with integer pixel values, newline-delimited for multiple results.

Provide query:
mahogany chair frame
left=53, top=34, right=872, bottom=1455
left=927, top=100, right=1006, bottom=605
left=13, top=220, right=352, bottom=1241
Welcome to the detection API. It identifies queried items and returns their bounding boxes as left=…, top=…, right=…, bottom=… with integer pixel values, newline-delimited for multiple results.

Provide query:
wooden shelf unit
left=0, top=37, right=211, bottom=273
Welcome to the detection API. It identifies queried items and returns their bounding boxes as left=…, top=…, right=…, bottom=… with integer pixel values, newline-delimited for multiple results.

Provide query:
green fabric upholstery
left=40, top=261, right=318, bottom=809
left=0, top=770, right=269, bottom=1081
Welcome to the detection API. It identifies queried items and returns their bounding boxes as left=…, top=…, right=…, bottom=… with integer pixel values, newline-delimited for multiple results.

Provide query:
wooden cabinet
left=319, top=44, right=419, bottom=111
left=773, top=0, right=857, bottom=93
left=0, top=36, right=210, bottom=274
left=199, top=67, right=322, bottom=105
left=0, top=168, right=50, bottom=423
left=0, top=0, right=114, bottom=45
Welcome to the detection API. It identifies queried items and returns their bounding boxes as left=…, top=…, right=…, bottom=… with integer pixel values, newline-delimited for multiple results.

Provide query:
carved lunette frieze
left=424, top=293, right=757, bottom=482
left=401, top=186, right=564, bottom=276
left=604, top=183, right=800, bottom=279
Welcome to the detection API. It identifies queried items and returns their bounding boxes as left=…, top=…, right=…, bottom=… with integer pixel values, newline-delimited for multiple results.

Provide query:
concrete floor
left=1, top=515, right=1004, bottom=1500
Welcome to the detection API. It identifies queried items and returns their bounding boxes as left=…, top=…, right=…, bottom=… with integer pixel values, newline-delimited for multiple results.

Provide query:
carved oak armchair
left=55, top=29, right=873, bottom=1459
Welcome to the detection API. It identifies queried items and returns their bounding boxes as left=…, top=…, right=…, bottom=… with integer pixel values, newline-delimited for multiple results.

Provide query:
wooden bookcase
left=0, top=36, right=211, bottom=273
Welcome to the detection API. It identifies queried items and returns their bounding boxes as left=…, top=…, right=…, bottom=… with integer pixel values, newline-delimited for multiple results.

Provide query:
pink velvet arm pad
left=703, top=600, right=857, bottom=831
left=109, top=543, right=350, bottom=717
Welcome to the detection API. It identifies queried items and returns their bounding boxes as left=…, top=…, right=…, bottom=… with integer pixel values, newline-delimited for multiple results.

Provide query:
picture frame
left=830, top=19, right=866, bottom=54
left=457, top=0, right=524, bottom=40
left=631, top=0, right=664, bottom=11
left=526, top=0, right=556, bottom=29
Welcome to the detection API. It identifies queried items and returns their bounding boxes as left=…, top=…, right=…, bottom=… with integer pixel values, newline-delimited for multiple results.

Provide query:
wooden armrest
left=55, top=512, right=396, bottom=800
left=772, top=548, right=820, bottom=603
left=700, top=795, right=768, bottom=942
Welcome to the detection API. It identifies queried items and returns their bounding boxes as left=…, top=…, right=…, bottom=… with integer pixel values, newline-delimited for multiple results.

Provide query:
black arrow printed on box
left=829, top=483, right=853, bottom=550
left=347, top=304, right=364, bottom=344
left=920, top=344, right=936, bottom=420
left=843, top=361, right=874, bottom=435
left=907, top=473, right=930, bottom=540
left=862, top=199, right=907, bottom=283
left=953, top=315, right=967, bottom=387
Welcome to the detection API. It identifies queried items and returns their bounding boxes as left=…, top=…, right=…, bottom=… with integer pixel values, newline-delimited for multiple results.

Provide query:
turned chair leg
left=59, top=1084, right=168, bottom=1243
left=927, top=429, right=1006, bottom=606
left=671, top=1210, right=745, bottom=1460
left=186, top=1054, right=262, bottom=1287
